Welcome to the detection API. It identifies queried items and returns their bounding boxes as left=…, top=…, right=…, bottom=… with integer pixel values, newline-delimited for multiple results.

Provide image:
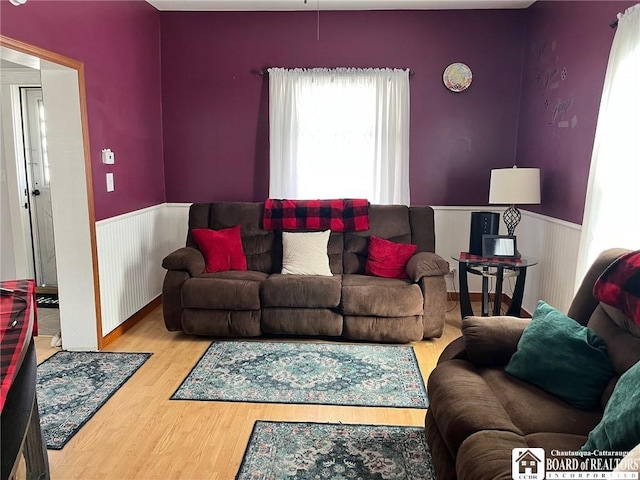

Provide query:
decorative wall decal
left=536, top=39, right=557, bottom=63
left=550, top=96, right=573, bottom=125
left=533, top=37, right=580, bottom=132
left=542, top=66, right=558, bottom=92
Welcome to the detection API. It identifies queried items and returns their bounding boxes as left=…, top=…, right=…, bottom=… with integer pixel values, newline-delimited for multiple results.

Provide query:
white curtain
left=575, top=3, right=640, bottom=288
left=268, top=67, right=410, bottom=205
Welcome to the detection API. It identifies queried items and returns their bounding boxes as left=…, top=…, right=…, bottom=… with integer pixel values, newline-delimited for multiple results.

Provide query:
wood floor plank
left=32, top=300, right=470, bottom=479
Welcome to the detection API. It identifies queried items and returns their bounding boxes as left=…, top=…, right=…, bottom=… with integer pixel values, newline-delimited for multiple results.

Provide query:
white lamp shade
left=489, top=167, right=541, bottom=205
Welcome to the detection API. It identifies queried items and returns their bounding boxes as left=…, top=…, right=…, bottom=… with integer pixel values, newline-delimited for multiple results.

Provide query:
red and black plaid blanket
left=263, top=199, right=370, bottom=232
left=1, top=279, right=37, bottom=412
left=593, top=250, right=640, bottom=326
left=459, top=252, right=522, bottom=264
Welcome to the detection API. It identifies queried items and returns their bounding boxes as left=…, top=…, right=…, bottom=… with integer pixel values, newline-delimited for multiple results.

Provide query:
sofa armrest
left=437, top=336, right=468, bottom=364
left=162, top=247, right=205, bottom=277
left=462, top=316, right=530, bottom=367
left=406, top=252, right=449, bottom=282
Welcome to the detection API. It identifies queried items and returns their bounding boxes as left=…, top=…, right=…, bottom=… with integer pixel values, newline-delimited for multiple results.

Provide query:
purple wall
left=161, top=10, right=527, bottom=206
left=1, top=0, right=165, bottom=221
left=3, top=2, right=630, bottom=223
left=515, top=1, right=634, bottom=224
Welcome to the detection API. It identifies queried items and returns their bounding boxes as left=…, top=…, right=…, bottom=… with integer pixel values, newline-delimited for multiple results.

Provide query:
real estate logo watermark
left=513, top=448, right=546, bottom=480
left=512, top=448, right=639, bottom=480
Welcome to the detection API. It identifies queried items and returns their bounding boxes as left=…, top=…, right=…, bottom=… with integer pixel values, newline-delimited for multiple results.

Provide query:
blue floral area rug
left=172, top=341, right=428, bottom=408
left=37, top=351, right=152, bottom=449
left=236, top=421, right=436, bottom=479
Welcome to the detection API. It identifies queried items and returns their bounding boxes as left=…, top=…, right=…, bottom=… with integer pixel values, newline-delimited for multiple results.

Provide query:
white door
left=22, top=87, right=57, bottom=287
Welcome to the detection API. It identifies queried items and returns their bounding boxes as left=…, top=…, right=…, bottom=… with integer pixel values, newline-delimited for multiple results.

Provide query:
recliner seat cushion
left=455, top=431, right=589, bottom=480
left=261, top=274, right=342, bottom=308
left=182, top=272, right=267, bottom=310
left=427, top=360, right=603, bottom=458
left=477, top=368, right=602, bottom=437
left=341, top=274, right=423, bottom=317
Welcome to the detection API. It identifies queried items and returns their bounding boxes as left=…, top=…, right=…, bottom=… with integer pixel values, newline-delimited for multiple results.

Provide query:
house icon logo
left=512, top=448, right=545, bottom=480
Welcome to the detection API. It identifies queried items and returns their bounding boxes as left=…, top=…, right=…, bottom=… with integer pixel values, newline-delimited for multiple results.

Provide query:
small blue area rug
left=37, top=351, right=151, bottom=449
left=236, top=421, right=436, bottom=479
left=172, top=341, right=428, bottom=408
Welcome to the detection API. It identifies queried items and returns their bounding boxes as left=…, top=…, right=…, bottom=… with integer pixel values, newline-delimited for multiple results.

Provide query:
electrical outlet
left=446, top=268, right=456, bottom=277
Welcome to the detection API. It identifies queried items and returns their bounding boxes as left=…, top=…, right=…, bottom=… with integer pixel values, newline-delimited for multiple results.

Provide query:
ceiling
left=146, top=0, right=535, bottom=11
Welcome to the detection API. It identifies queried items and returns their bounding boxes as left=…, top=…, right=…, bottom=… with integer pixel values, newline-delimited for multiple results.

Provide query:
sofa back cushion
left=186, top=203, right=211, bottom=247
left=207, top=202, right=275, bottom=273
left=409, top=206, right=436, bottom=253
left=576, top=249, right=640, bottom=407
left=187, top=202, right=435, bottom=275
left=587, top=305, right=640, bottom=408
left=586, top=304, right=640, bottom=409
left=343, top=205, right=412, bottom=274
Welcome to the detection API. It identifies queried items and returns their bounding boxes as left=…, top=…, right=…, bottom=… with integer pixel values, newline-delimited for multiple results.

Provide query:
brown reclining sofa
left=162, top=202, right=450, bottom=343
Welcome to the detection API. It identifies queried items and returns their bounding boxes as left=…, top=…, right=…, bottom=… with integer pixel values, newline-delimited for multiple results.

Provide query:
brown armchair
left=425, top=248, right=640, bottom=479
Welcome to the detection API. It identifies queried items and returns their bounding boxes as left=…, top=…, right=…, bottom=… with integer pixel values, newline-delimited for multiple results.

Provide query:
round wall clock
left=443, top=63, right=473, bottom=92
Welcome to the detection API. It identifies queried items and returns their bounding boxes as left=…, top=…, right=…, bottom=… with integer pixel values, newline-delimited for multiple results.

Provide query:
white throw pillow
left=281, top=230, right=333, bottom=276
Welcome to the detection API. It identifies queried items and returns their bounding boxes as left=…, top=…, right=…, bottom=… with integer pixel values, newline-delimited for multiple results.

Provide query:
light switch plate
left=106, top=173, right=114, bottom=192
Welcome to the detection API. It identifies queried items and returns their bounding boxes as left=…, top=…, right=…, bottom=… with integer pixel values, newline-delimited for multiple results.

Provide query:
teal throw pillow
left=582, top=360, right=640, bottom=452
left=505, top=301, right=614, bottom=410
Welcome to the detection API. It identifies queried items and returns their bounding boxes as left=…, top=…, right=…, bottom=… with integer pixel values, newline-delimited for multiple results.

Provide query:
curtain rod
left=610, top=11, right=622, bottom=29
left=253, top=68, right=415, bottom=77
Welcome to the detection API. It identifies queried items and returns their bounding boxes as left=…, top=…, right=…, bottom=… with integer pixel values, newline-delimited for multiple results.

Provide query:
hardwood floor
left=34, top=301, right=465, bottom=479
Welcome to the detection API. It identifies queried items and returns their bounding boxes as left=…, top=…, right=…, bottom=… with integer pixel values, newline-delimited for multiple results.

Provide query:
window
left=268, top=68, right=410, bottom=205
left=576, top=4, right=640, bottom=284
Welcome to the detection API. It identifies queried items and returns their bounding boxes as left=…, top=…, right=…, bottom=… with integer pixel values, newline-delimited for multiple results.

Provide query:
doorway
left=1, top=37, right=101, bottom=351
left=21, top=87, right=59, bottom=289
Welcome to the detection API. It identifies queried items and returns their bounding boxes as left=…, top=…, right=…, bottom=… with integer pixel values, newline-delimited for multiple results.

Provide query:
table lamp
left=489, top=166, right=541, bottom=236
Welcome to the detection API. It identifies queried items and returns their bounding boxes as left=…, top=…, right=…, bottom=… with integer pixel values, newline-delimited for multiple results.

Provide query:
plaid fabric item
left=342, top=198, right=370, bottom=232
left=1, top=279, right=37, bottom=411
left=263, top=199, right=369, bottom=232
left=593, top=250, right=640, bottom=327
left=459, top=251, right=522, bottom=264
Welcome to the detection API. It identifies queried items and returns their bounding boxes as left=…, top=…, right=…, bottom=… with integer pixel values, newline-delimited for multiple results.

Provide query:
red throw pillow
left=191, top=226, right=247, bottom=273
left=365, top=236, right=417, bottom=279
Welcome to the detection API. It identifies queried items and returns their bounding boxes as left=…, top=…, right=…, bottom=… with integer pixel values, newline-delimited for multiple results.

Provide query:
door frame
left=1, top=35, right=103, bottom=350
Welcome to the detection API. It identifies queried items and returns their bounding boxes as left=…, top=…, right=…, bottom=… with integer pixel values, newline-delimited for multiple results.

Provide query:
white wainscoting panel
left=165, top=203, right=192, bottom=252
left=96, top=204, right=167, bottom=335
left=95, top=202, right=581, bottom=335
left=433, top=207, right=582, bottom=315
left=516, top=211, right=582, bottom=314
